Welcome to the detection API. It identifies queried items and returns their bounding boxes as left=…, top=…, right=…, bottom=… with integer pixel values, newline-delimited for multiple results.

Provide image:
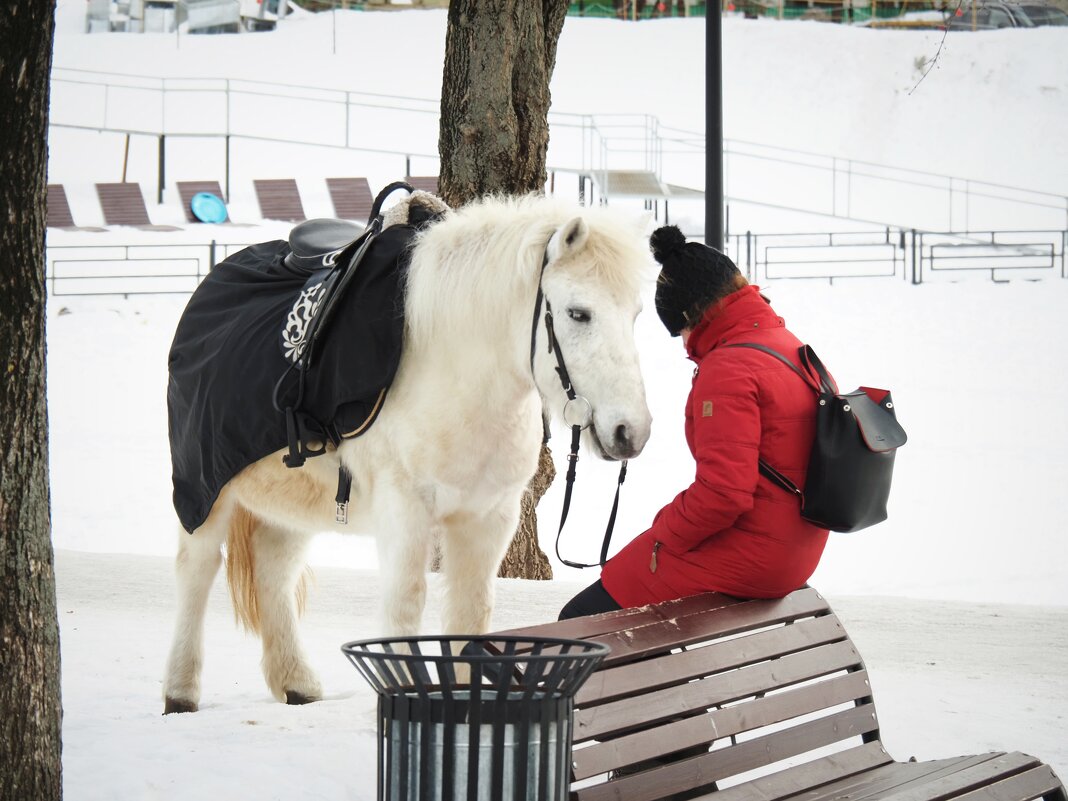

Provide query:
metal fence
left=44, top=228, right=1067, bottom=297
left=45, top=241, right=255, bottom=297
left=721, top=227, right=1067, bottom=284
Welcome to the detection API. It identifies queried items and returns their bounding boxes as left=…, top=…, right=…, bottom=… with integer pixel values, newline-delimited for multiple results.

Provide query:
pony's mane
left=403, top=194, right=649, bottom=354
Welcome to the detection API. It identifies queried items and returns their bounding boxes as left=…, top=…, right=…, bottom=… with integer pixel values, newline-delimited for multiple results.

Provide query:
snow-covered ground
left=57, top=550, right=1068, bottom=801
left=44, top=2, right=1067, bottom=799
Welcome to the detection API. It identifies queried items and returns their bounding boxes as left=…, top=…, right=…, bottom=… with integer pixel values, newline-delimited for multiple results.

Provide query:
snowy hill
left=48, top=3, right=1068, bottom=233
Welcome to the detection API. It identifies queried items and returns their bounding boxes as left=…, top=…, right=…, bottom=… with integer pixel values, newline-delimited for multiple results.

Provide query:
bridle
left=530, top=249, right=628, bottom=570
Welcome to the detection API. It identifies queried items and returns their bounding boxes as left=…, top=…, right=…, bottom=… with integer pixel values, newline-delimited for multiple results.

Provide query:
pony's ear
left=549, top=217, right=590, bottom=262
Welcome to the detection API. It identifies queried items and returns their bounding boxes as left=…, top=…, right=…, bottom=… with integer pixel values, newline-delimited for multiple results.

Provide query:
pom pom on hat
left=650, top=225, right=687, bottom=263
left=651, top=225, right=742, bottom=337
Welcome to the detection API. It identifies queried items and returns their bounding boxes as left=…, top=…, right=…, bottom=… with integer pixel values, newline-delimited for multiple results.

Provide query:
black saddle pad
left=167, top=224, right=416, bottom=533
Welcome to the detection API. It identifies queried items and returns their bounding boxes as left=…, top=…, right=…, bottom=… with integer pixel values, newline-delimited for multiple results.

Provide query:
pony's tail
left=225, top=505, right=310, bottom=634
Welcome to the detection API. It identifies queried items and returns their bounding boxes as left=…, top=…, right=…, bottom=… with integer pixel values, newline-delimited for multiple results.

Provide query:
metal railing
left=914, top=229, right=1068, bottom=284
left=49, top=68, right=650, bottom=206
left=659, top=127, right=1068, bottom=232
left=44, top=227, right=1067, bottom=297
left=725, top=228, right=1067, bottom=284
left=44, top=241, right=254, bottom=297
left=50, top=67, right=1067, bottom=234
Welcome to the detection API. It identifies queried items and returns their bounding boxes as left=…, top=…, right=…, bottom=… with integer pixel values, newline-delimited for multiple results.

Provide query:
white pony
left=162, top=194, right=653, bottom=713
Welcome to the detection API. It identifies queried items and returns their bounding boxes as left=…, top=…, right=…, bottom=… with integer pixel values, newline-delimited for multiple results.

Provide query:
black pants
left=558, top=579, right=622, bottom=620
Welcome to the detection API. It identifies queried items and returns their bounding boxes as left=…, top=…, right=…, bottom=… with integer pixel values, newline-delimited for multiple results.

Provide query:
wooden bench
left=491, top=587, right=1066, bottom=801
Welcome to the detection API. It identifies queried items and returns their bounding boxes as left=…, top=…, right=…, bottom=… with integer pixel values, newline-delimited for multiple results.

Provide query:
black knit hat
left=651, top=225, right=743, bottom=337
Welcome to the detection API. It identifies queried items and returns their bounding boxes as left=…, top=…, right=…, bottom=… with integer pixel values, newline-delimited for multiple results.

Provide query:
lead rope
left=531, top=252, right=628, bottom=570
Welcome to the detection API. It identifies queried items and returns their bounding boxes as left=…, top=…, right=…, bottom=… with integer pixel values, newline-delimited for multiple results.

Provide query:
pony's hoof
left=285, top=690, right=318, bottom=705
left=163, top=697, right=198, bottom=715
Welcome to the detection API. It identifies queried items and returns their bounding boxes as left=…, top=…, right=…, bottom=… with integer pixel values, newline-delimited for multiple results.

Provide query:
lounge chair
left=326, top=177, right=374, bottom=223
left=253, top=178, right=306, bottom=222
left=95, top=182, right=182, bottom=230
left=177, top=181, right=230, bottom=224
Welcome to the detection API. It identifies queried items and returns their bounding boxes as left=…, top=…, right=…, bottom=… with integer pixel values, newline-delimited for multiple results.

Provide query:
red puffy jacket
left=601, top=285, right=829, bottom=606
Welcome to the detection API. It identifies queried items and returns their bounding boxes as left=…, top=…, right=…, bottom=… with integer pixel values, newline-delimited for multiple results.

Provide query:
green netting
left=567, top=3, right=709, bottom=17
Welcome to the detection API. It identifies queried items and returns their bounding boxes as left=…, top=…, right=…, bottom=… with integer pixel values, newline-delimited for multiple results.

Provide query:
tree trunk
left=496, top=444, right=556, bottom=580
left=0, top=2, right=63, bottom=799
left=438, top=0, right=569, bottom=579
left=438, top=0, right=569, bottom=206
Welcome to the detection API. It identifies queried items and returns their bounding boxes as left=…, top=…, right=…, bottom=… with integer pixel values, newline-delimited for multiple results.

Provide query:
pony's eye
left=567, top=308, right=592, bottom=324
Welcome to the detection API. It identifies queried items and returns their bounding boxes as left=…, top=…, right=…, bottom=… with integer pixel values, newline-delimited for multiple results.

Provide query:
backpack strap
left=724, top=342, right=826, bottom=500
left=755, top=458, right=803, bottom=500
left=799, top=344, right=838, bottom=395
left=725, top=343, right=823, bottom=393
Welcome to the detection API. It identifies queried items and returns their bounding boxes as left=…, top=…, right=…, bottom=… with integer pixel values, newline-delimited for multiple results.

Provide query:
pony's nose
left=614, top=424, right=641, bottom=459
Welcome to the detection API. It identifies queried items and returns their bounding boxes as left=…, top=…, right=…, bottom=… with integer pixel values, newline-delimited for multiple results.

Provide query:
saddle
left=168, top=182, right=446, bottom=534
left=284, top=218, right=365, bottom=273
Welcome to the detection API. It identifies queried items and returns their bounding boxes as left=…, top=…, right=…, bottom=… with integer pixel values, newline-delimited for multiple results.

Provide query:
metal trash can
left=342, top=635, right=610, bottom=801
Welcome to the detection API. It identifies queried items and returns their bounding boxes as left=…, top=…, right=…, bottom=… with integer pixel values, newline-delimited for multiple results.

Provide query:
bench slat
left=706, top=742, right=895, bottom=801
left=497, top=592, right=744, bottom=641
left=576, top=640, right=864, bottom=741
left=576, top=614, right=848, bottom=707
left=593, top=589, right=832, bottom=666
left=877, top=752, right=1047, bottom=801
left=499, top=589, right=828, bottom=644
left=574, top=704, right=880, bottom=801
left=573, top=669, right=875, bottom=780
left=791, top=753, right=1007, bottom=801
left=948, top=764, right=1067, bottom=801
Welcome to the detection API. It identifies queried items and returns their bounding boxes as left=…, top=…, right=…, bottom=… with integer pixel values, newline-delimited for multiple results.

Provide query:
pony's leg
left=375, top=495, right=434, bottom=637
left=439, top=500, right=519, bottom=635
left=244, top=519, right=321, bottom=704
left=162, top=505, right=229, bottom=714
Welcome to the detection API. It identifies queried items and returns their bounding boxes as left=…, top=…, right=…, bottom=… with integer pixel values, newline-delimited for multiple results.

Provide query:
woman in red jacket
left=559, top=225, right=829, bottom=619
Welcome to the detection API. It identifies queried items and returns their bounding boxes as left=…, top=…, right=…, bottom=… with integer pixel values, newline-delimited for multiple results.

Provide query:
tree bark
left=438, top=0, right=569, bottom=579
left=496, top=444, right=556, bottom=580
left=0, top=2, right=63, bottom=799
left=438, top=0, right=569, bottom=206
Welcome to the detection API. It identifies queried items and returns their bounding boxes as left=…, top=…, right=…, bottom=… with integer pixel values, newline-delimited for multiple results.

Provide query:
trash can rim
left=340, top=634, right=610, bottom=664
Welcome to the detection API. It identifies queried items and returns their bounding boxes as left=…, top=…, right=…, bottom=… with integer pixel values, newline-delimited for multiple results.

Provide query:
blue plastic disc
left=190, top=192, right=228, bottom=224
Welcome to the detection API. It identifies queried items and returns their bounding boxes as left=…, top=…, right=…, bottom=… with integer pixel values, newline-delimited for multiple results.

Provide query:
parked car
left=945, top=2, right=1035, bottom=28
left=1014, top=4, right=1068, bottom=24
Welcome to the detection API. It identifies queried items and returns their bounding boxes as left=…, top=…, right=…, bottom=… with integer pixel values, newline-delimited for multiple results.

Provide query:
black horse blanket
left=168, top=223, right=416, bottom=533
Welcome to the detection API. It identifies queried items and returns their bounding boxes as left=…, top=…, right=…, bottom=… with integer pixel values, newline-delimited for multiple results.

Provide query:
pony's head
left=535, top=210, right=653, bottom=462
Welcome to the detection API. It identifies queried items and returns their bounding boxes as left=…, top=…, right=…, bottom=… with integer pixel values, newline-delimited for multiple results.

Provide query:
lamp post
left=705, top=0, right=724, bottom=250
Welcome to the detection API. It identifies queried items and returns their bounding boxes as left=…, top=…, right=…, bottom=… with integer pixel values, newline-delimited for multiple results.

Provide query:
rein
left=530, top=251, right=627, bottom=570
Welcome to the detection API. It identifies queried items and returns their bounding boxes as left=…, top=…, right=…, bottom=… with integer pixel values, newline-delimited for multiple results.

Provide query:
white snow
left=45, top=3, right=1067, bottom=799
